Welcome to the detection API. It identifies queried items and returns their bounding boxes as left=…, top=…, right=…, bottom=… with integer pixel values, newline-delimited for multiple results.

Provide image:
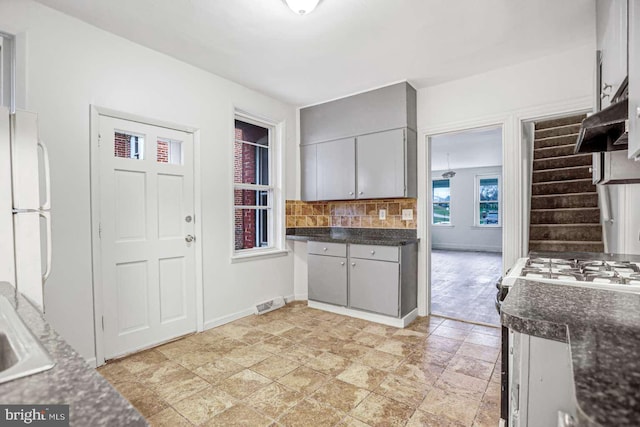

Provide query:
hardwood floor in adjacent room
left=98, top=302, right=501, bottom=426
left=431, top=250, right=502, bottom=326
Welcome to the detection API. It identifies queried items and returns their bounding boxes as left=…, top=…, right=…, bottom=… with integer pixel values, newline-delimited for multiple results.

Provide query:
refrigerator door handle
left=40, top=210, right=52, bottom=284
left=38, top=140, right=51, bottom=211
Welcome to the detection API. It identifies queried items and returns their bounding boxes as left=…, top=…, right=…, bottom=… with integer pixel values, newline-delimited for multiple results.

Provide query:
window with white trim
left=432, top=179, right=451, bottom=225
left=476, top=175, right=500, bottom=226
left=233, top=116, right=274, bottom=251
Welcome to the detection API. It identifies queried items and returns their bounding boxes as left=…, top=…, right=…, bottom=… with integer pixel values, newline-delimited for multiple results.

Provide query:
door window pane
left=114, top=131, right=144, bottom=160
left=157, top=138, right=183, bottom=165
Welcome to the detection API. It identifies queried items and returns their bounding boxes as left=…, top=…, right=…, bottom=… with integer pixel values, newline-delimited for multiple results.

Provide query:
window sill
left=231, top=248, right=290, bottom=263
left=432, top=224, right=454, bottom=228
left=471, top=225, right=502, bottom=229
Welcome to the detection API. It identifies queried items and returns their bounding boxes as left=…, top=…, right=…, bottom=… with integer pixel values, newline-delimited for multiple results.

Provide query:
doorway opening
left=429, top=125, right=503, bottom=325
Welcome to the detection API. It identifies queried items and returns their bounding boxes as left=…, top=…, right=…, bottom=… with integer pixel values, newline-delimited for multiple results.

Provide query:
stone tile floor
left=98, top=302, right=501, bottom=426
left=431, top=250, right=502, bottom=326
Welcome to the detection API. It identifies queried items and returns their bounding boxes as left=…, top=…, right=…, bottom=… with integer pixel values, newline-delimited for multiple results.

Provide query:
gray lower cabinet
left=308, top=253, right=347, bottom=306
left=316, top=137, right=356, bottom=201
left=307, top=241, right=417, bottom=318
left=349, top=258, right=400, bottom=317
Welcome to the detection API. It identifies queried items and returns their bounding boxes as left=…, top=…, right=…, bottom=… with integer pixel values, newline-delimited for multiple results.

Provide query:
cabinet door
left=300, top=144, right=317, bottom=201
left=349, top=258, right=399, bottom=317
left=357, top=129, right=405, bottom=199
left=597, top=0, right=628, bottom=107
left=317, top=137, right=356, bottom=200
left=629, top=0, right=640, bottom=159
left=308, top=254, right=347, bottom=306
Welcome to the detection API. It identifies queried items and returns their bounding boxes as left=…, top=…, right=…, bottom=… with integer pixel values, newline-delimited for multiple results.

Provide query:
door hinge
left=101, top=316, right=104, bottom=331
left=98, top=223, right=102, bottom=238
left=98, top=133, right=101, bottom=147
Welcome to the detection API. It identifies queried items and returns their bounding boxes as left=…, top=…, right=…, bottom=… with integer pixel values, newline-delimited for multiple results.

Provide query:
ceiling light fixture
left=285, top=0, right=320, bottom=15
left=441, top=153, right=456, bottom=179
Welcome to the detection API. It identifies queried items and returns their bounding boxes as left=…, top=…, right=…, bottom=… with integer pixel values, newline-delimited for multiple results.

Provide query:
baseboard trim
left=432, top=244, right=502, bottom=253
left=85, top=357, right=98, bottom=368
left=204, top=294, right=297, bottom=331
left=294, top=293, right=308, bottom=301
left=307, top=301, right=419, bottom=328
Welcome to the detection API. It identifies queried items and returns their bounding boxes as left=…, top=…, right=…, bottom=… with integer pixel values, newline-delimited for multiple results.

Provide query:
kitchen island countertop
left=0, top=282, right=147, bottom=426
left=501, top=278, right=640, bottom=427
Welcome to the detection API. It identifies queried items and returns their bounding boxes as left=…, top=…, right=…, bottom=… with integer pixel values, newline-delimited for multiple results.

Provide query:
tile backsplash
left=286, top=199, right=417, bottom=229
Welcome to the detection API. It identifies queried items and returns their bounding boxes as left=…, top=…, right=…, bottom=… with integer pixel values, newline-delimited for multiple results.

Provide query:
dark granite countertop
left=0, top=282, right=147, bottom=426
left=286, top=227, right=419, bottom=246
left=501, top=279, right=640, bottom=427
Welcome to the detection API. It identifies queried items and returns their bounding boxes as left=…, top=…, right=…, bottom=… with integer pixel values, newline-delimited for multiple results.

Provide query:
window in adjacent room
left=233, top=115, right=275, bottom=252
left=0, top=32, right=15, bottom=110
left=432, top=179, right=451, bottom=225
left=476, top=175, right=500, bottom=226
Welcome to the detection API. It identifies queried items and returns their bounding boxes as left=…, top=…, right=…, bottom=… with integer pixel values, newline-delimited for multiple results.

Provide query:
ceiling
left=431, top=126, right=502, bottom=171
left=34, top=0, right=595, bottom=106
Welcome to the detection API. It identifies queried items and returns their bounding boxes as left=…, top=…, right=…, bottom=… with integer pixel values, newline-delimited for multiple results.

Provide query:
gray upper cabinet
left=300, top=82, right=417, bottom=145
left=300, top=145, right=317, bottom=201
left=357, top=128, right=417, bottom=199
left=300, top=82, right=417, bottom=201
left=317, top=137, right=356, bottom=201
left=597, top=0, right=628, bottom=107
left=629, top=0, right=640, bottom=159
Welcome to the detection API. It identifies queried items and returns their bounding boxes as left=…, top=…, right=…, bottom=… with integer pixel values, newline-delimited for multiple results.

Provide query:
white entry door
left=98, top=115, right=196, bottom=359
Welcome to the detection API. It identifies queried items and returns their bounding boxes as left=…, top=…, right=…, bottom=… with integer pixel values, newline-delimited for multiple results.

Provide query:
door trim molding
left=89, top=105, right=203, bottom=367
left=418, top=95, right=592, bottom=319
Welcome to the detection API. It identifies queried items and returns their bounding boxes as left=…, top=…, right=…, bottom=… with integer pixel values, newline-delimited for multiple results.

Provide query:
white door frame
left=418, top=97, right=592, bottom=317
left=89, top=105, right=204, bottom=366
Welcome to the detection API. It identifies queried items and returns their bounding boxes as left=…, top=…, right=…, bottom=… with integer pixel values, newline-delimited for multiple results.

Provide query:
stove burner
left=522, top=258, right=640, bottom=285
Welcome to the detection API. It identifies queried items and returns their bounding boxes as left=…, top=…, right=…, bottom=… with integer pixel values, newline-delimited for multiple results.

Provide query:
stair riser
left=530, top=209, right=601, bottom=224
left=532, top=180, right=596, bottom=195
left=535, top=116, right=586, bottom=130
left=529, top=226, right=602, bottom=241
left=533, top=155, right=592, bottom=170
left=534, top=145, right=576, bottom=160
left=534, top=124, right=582, bottom=139
left=534, top=134, right=580, bottom=149
left=531, top=194, right=598, bottom=209
left=529, top=241, right=605, bottom=253
left=532, top=167, right=592, bottom=183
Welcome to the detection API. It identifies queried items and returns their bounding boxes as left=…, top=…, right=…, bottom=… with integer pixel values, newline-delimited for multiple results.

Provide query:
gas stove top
left=502, top=257, right=640, bottom=293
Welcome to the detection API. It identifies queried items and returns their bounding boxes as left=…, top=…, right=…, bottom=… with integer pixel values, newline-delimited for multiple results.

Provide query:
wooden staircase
left=528, top=114, right=605, bottom=253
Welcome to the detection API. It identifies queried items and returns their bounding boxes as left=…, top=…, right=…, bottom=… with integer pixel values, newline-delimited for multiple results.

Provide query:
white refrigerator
left=0, top=106, right=52, bottom=310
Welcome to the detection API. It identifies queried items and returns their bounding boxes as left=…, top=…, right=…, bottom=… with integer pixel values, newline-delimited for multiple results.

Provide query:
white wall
left=431, top=166, right=503, bottom=252
left=416, top=41, right=596, bottom=315
left=0, top=0, right=297, bottom=362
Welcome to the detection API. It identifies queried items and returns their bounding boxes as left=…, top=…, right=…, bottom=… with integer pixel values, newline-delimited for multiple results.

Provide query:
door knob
left=185, top=215, right=193, bottom=223
left=185, top=234, right=195, bottom=243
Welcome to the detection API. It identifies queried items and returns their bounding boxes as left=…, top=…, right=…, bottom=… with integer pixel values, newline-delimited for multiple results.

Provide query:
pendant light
left=285, top=0, right=320, bottom=15
left=441, top=153, right=456, bottom=179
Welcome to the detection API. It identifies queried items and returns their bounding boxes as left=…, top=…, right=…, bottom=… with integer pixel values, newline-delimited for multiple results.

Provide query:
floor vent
left=255, top=296, right=285, bottom=315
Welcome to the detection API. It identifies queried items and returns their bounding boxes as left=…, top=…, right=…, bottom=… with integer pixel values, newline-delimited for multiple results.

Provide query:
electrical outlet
left=379, top=209, right=386, bottom=220
left=402, top=209, right=413, bottom=220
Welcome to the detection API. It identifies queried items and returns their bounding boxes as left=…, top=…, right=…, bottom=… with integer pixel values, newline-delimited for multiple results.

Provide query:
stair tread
left=530, top=223, right=601, bottom=227
left=534, top=133, right=580, bottom=141
left=533, top=143, right=576, bottom=151
left=533, top=153, right=591, bottom=161
left=531, top=192, right=597, bottom=197
left=532, top=165, right=590, bottom=173
left=529, top=240, right=604, bottom=244
left=530, top=207, right=599, bottom=211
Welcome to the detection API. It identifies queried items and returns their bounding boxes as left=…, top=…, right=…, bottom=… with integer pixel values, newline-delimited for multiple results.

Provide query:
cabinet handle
left=370, top=250, right=375, bottom=255
left=359, top=191, right=363, bottom=195
left=636, top=107, right=640, bottom=119
left=351, top=262, right=356, bottom=267
left=323, top=247, right=327, bottom=251
left=340, top=261, right=345, bottom=266
left=349, top=192, right=354, bottom=196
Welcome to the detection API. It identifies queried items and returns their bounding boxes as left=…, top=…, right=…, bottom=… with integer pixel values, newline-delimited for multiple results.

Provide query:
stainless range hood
left=575, top=97, right=628, bottom=154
